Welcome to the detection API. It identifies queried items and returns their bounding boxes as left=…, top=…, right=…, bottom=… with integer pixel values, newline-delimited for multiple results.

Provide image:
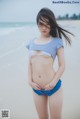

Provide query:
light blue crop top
left=26, top=37, right=64, bottom=60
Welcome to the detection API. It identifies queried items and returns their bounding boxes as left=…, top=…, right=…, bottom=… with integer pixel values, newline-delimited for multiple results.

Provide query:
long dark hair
left=36, top=8, right=74, bottom=45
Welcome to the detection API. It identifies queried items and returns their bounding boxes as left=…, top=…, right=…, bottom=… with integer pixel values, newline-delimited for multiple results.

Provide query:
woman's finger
left=32, top=83, right=41, bottom=90
left=45, top=83, right=53, bottom=90
left=45, top=84, right=50, bottom=90
left=35, top=83, right=42, bottom=90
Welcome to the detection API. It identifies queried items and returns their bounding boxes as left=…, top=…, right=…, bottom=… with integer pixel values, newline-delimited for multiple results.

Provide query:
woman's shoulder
left=54, top=37, right=64, bottom=49
left=54, top=37, right=63, bottom=42
left=25, top=37, right=36, bottom=49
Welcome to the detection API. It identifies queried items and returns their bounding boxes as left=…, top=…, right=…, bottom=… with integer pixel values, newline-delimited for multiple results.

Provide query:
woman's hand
left=29, top=81, right=42, bottom=90
left=44, top=81, right=56, bottom=90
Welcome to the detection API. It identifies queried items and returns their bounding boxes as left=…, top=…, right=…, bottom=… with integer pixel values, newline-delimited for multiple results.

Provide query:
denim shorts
left=32, top=79, right=62, bottom=96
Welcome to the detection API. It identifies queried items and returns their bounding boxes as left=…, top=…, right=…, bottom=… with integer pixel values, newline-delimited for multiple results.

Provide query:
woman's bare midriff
left=30, top=54, right=56, bottom=89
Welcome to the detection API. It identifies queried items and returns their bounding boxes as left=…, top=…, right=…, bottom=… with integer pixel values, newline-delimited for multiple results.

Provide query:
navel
left=39, top=75, right=41, bottom=78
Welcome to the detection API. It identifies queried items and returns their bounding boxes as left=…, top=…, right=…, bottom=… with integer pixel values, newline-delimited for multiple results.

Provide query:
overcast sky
left=0, top=0, right=80, bottom=22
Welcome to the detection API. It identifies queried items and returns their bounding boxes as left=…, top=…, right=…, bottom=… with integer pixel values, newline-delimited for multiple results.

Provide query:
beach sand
left=0, top=20, right=80, bottom=119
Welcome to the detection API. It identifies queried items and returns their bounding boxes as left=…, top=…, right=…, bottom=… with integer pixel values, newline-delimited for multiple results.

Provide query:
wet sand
left=0, top=20, right=80, bottom=119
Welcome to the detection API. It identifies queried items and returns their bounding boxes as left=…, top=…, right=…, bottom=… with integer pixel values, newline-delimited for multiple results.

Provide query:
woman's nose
left=41, top=25, right=46, bottom=30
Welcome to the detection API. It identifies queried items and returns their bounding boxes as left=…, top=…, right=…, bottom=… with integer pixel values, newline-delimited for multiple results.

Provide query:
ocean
left=0, top=20, right=80, bottom=119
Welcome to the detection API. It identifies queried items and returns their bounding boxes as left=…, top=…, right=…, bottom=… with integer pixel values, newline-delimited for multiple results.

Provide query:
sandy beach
left=0, top=20, right=80, bottom=119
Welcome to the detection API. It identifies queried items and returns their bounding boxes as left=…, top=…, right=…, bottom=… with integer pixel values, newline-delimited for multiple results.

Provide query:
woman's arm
left=52, top=47, right=65, bottom=85
left=27, top=58, right=33, bottom=84
left=27, top=57, right=42, bottom=90
left=45, top=47, right=65, bottom=90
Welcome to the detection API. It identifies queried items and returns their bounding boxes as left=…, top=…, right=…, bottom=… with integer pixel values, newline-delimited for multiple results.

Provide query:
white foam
left=0, top=27, right=25, bottom=36
left=0, top=42, right=24, bottom=59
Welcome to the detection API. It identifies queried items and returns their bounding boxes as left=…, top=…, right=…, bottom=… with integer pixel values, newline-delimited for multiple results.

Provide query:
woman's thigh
left=32, top=91, right=49, bottom=119
left=49, top=86, right=63, bottom=119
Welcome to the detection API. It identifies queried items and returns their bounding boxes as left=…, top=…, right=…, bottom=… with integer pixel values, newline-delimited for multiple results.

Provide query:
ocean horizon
left=0, top=20, right=80, bottom=119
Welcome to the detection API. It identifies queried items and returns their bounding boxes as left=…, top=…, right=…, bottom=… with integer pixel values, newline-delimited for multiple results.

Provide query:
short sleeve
left=26, top=40, right=31, bottom=50
left=26, top=43, right=30, bottom=49
left=26, top=38, right=35, bottom=50
left=56, top=39, right=64, bottom=50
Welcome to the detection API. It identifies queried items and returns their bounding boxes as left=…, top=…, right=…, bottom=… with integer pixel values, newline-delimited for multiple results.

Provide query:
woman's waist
left=32, top=65, right=55, bottom=73
left=32, top=70, right=56, bottom=88
left=32, top=68, right=56, bottom=80
left=31, top=61, right=54, bottom=70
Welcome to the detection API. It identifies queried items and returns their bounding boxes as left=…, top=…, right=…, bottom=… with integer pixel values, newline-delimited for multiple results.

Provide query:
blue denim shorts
left=32, top=79, right=62, bottom=96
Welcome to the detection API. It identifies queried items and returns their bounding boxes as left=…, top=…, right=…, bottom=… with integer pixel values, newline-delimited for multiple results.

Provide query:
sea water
left=0, top=20, right=80, bottom=119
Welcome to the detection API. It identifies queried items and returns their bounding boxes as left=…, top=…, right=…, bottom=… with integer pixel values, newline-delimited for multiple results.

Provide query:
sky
left=0, top=0, right=80, bottom=22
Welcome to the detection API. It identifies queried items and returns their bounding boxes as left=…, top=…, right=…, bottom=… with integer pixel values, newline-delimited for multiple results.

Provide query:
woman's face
left=37, top=18, right=51, bottom=37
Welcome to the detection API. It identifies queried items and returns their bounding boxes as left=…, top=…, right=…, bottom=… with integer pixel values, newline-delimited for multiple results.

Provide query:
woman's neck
left=39, top=35, right=52, bottom=41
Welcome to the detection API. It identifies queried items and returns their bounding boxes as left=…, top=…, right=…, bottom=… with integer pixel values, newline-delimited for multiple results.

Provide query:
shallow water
left=0, top=20, right=80, bottom=119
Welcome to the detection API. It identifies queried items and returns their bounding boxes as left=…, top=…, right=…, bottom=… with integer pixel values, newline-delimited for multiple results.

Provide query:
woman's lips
left=42, top=31, right=47, bottom=33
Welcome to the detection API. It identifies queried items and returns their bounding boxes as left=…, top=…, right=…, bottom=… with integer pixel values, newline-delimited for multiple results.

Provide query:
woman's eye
left=38, top=23, right=50, bottom=28
left=38, top=23, right=43, bottom=26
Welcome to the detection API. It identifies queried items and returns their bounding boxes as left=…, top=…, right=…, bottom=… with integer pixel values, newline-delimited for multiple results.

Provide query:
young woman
left=26, top=8, right=73, bottom=119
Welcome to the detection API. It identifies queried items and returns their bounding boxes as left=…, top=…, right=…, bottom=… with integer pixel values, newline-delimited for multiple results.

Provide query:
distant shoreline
left=0, top=19, right=80, bottom=23
left=0, top=20, right=80, bottom=28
